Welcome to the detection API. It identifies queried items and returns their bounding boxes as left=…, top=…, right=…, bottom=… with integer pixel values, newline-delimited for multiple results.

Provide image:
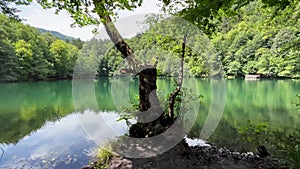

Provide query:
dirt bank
left=85, top=140, right=281, bottom=169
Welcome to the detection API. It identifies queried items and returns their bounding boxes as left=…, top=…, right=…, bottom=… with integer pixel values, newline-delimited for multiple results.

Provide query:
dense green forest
left=0, top=0, right=299, bottom=82
left=0, top=14, right=83, bottom=82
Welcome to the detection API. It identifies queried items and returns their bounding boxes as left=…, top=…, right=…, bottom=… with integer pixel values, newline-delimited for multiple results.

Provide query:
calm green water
left=0, top=78, right=299, bottom=168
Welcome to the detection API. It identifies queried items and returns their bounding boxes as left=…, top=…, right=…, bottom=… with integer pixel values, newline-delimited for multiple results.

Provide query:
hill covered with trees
left=0, top=0, right=299, bottom=82
left=78, top=0, right=300, bottom=79
left=37, top=28, right=76, bottom=42
left=0, top=14, right=81, bottom=82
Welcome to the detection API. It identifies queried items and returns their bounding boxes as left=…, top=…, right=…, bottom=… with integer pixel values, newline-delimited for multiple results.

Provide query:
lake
left=0, top=78, right=299, bottom=168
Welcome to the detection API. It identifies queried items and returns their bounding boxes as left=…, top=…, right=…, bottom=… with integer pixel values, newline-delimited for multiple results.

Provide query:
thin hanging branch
left=168, top=33, right=188, bottom=120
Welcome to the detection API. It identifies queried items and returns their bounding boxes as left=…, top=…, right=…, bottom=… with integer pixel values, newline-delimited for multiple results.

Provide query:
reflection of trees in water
left=229, top=120, right=299, bottom=167
left=237, top=121, right=300, bottom=168
left=190, top=118, right=300, bottom=168
left=0, top=79, right=299, bottom=165
left=296, top=94, right=300, bottom=106
left=187, top=80, right=300, bottom=168
left=0, top=107, right=63, bottom=145
left=0, top=79, right=125, bottom=145
left=0, top=81, right=74, bottom=145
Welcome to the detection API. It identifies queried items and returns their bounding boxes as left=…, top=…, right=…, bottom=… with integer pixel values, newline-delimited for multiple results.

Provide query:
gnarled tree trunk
left=139, top=68, right=157, bottom=111
left=95, top=3, right=162, bottom=137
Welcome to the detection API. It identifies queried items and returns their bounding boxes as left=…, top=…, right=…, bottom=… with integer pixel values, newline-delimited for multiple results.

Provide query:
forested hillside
left=0, top=14, right=81, bottom=82
left=80, top=0, right=300, bottom=79
left=37, top=28, right=76, bottom=42
left=213, top=0, right=300, bottom=78
left=0, top=0, right=299, bottom=82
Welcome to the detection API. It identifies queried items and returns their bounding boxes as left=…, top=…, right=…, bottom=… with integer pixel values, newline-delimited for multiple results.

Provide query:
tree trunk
left=139, top=68, right=157, bottom=111
left=136, top=67, right=163, bottom=124
left=129, top=67, right=165, bottom=138
left=94, top=2, right=161, bottom=137
left=93, top=4, right=138, bottom=72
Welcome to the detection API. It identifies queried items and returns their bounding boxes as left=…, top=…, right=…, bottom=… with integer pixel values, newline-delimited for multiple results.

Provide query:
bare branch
left=168, top=33, right=187, bottom=120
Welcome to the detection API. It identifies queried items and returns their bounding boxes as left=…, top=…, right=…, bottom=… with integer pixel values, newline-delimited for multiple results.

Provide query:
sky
left=17, top=0, right=161, bottom=41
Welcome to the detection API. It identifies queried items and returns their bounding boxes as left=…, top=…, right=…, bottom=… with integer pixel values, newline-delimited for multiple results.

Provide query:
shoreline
left=1, top=76, right=299, bottom=84
left=85, top=139, right=282, bottom=169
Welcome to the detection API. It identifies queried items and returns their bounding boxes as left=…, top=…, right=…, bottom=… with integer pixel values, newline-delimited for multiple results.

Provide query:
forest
left=0, top=0, right=299, bottom=82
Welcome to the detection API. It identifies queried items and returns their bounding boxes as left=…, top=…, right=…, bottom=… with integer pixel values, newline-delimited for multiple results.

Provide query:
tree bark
left=94, top=1, right=161, bottom=137
left=139, top=68, right=157, bottom=111
left=93, top=1, right=138, bottom=72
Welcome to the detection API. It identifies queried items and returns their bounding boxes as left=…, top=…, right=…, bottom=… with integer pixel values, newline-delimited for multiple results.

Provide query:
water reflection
left=0, top=110, right=128, bottom=169
left=0, top=113, right=94, bottom=169
left=0, top=82, right=72, bottom=145
left=196, top=79, right=300, bottom=167
left=0, top=79, right=299, bottom=168
left=77, top=110, right=128, bottom=146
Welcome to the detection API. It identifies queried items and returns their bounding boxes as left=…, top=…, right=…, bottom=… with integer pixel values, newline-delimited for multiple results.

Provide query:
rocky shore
left=85, top=139, right=281, bottom=169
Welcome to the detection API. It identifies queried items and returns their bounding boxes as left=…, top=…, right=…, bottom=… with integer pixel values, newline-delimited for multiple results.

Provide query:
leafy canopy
left=36, top=0, right=144, bottom=26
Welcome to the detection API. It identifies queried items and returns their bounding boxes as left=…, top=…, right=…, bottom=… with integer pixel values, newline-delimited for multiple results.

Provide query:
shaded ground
left=85, top=141, right=281, bottom=169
